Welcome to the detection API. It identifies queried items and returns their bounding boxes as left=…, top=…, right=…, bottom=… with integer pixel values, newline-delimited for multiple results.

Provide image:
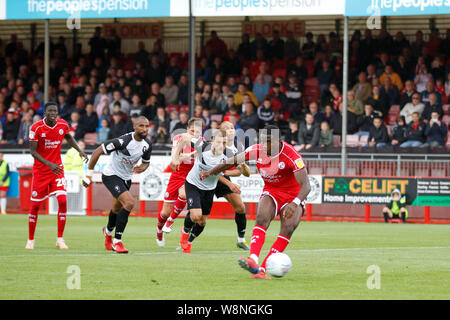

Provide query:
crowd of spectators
left=0, top=25, right=449, bottom=150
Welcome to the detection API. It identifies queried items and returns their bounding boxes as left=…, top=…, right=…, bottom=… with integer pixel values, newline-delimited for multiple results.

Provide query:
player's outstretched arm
left=65, top=133, right=88, bottom=163
left=171, top=133, right=191, bottom=166
left=82, top=146, right=104, bottom=188
left=218, top=175, right=241, bottom=194
left=30, top=141, right=63, bottom=175
left=200, top=152, right=246, bottom=180
left=133, top=161, right=150, bottom=174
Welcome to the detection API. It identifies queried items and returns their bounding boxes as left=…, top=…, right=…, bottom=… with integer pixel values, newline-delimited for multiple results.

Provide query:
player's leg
left=382, top=207, right=392, bottom=223
left=163, top=186, right=188, bottom=233
left=112, top=190, right=135, bottom=253
left=259, top=203, right=303, bottom=273
left=26, top=200, right=42, bottom=249
left=224, top=193, right=249, bottom=250
left=238, top=195, right=276, bottom=275
left=0, top=189, right=7, bottom=214
left=55, top=193, right=69, bottom=249
left=399, top=208, right=407, bottom=223
left=179, top=181, right=202, bottom=251
left=103, top=198, right=122, bottom=250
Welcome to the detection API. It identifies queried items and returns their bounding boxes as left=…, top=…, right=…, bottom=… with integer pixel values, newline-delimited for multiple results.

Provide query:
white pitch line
left=0, top=246, right=448, bottom=259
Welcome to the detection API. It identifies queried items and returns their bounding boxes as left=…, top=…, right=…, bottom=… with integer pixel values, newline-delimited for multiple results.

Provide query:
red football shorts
left=260, top=188, right=297, bottom=217
left=164, top=172, right=186, bottom=203
left=31, top=171, right=67, bottom=202
left=0, top=186, right=9, bottom=192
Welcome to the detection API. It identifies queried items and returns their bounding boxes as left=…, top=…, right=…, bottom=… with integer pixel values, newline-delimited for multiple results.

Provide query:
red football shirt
left=245, top=141, right=306, bottom=197
left=171, top=133, right=205, bottom=177
left=28, top=118, right=70, bottom=174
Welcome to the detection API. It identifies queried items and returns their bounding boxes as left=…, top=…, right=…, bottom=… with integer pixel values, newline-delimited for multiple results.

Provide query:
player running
left=82, top=116, right=152, bottom=254
left=178, top=129, right=242, bottom=253
left=26, top=102, right=88, bottom=250
left=200, top=125, right=311, bottom=279
left=213, top=121, right=251, bottom=250
left=156, top=118, right=203, bottom=247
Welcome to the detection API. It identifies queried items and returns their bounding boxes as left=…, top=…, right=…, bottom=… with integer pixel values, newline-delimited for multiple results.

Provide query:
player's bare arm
left=64, top=133, right=88, bottom=163
left=133, top=161, right=150, bottom=174
left=200, top=152, right=246, bottom=180
left=171, top=133, right=191, bottom=166
left=218, top=175, right=241, bottom=194
left=282, top=169, right=311, bottom=220
left=82, top=146, right=104, bottom=188
left=29, top=140, right=63, bottom=176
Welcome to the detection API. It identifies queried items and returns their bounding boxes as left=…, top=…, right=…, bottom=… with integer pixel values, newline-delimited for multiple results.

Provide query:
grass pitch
left=0, top=214, right=449, bottom=300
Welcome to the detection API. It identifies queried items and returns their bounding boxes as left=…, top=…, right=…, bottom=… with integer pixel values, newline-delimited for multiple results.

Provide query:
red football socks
left=157, top=211, right=167, bottom=232
left=170, top=197, right=187, bottom=220
left=249, top=225, right=267, bottom=259
left=57, top=195, right=67, bottom=238
left=260, top=234, right=290, bottom=271
left=28, top=201, right=41, bottom=241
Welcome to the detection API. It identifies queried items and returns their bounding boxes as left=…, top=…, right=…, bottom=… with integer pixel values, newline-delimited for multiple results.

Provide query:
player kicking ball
left=82, top=116, right=152, bottom=254
left=178, top=129, right=241, bottom=253
left=156, top=118, right=204, bottom=247
left=200, top=125, right=311, bottom=279
left=26, top=102, right=88, bottom=250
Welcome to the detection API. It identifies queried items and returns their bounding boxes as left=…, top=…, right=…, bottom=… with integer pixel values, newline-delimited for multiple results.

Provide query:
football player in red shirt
left=155, top=118, right=204, bottom=247
left=200, top=125, right=311, bottom=279
left=25, top=102, right=88, bottom=250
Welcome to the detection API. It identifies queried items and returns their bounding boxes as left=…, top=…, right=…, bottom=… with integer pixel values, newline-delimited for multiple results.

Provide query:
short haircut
left=44, top=101, right=58, bottom=111
left=188, top=117, right=203, bottom=128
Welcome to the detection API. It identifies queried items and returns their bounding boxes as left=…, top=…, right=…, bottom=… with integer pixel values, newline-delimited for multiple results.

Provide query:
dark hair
left=44, top=101, right=58, bottom=111
left=261, top=125, right=280, bottom=137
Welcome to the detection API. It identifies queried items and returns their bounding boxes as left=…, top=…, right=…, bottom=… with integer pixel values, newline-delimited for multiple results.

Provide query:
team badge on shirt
left=295, top=158, right=305, bottom=170
left=278, top=161, right=285, bottom=169
left=59, top=129, right=64, bottom=135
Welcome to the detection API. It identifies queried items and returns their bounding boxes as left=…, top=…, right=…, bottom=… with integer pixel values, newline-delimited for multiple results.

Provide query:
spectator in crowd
left=160, top=76, right=179, bottom=106
left=421, top=92, right=443, bottom=123
left=250, top=33, right=268, bottom=60
left=330, top=102, right=358, bottom=135
left=317, top=60, right=334, bottom=93
left=284, top=31, right=300, bottom=61
left=1, top=110, right=19, bottom=144
left=296, top=113, right=320, bottom=151
left=252, top=74, right=270, bottom=105
left=141, top=95, right=159, bottom=121
left=400, top=112, right=426, bottom=147
left=223, top=105, right=240, bottom=122
left=81, top=103, right=99, bottom=136
left=166, top=56, right=182, bottom=84
left=421, top=80, right=442, bottom=106
left=146, top=54, right=165, bottom=85
left=422, top=111, right=448, bottom=147
left=435, top=78, right=446, bottom=98
left=177, top=74, right=189, bottom=106
left=88, top=27, right=106, bottom=61
left=266, top=83, right=288, bottom=115
left=414, top=65, right=433, bottom=93
left=400, top=92, right=425, bottom=124
left=366, top=64, right=378, bottom=83
left=393, top=55, right=412, bottom=82
left=287, top=56, right=308, bottom=87
left=17, top=112, right=33, bottom=145
left=68, top=111, right=84, bottom=141
left=108, top=111, right=126, bottom=139
left=204, top=30, right=228, bottom=59
left=390, top=116, right=408, bottom=146
left=234, top=83, right=258, bottom=108
left=319, top=121, right=333, bottom=148
left=356, top=104, right=381, bottom=136
left=380, top=76, right=399, bottom=114
left=302, top=32, right=315, bottom=60
left=445, top=72, right=450, bottom=98
left=129, top=94, right=143, bottom=118
left=367, top=116, right=389, bottom=147
left=97, top=118, right=110, bottom=144
left=380, top=65, right=404, bottom=91
left=411, top=30, right=425, bottom=59
left=268, top=29, right=284, bottom=60
left=352, top=72, right=372, bottom=103
left=308, top=101, right=324, bottom=125
left=285, top=74, right=303, bottom=116
left=318, top=104, right=334, bottom=125
left=152, top=106, right=170, bottom=143
left=238, top=102, right=259, bottom=132
left=109, top=90, right=130, bottom=115
left=285, top=119, right=299, bottom=145
left=383, top=189, right=408, bottom=223
left=237, top=33, right=252, bottom=61
left=172, top=112, right=189, bottom=133
left=347, top=90, right=364, bottom=116
left=257, top=99, right=275, bottom=128
left=399, top=80, right=418, bottom=108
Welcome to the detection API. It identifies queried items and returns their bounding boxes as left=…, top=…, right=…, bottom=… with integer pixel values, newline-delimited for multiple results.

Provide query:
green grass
left=0, top=214, right=449, bottom=300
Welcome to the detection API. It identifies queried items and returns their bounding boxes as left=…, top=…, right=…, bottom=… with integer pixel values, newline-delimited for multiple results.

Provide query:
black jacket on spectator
left=399, top=90, right=418, bottom=108
left=81, top=112, right=99, bottom=133
left=365, top=94, right=388, bottom=116
left=141, top=105, right=157, bottom=122
left=177, top=84, right=189, bottom=106
left=298, top=122, right=320, bottom=146
left=424, top=121, right=448, bottom=146
left=405, top=121, right=426, bottom=142
left=108, top=120, right=126, bottom=139
left=287, top=64, right=308, bottom=85
left=421, top=103, right=444, bottom=121
left=285, top=128, right=299, bottom=145
left=238, top=112, right=259, bottom=131
left=257, top=106, right=275, bottom=127
left=172, top=121, right=188, bottom=132
left=2, top=120, right=20, bottom=142
left=330, top=111, right=358, bottom=135
left=59, top=103, right=74, bottom=122
left=368, top=125, right=389, bottom=144
left=391, top=124, right=408, bottom=144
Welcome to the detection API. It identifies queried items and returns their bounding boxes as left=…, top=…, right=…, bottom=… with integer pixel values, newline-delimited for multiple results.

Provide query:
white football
left=266, top=252, right=292, bottom=278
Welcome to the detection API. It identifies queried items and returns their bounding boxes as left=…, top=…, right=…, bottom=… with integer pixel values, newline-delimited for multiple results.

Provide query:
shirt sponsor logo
left=44, top=139, right=61, bottom=148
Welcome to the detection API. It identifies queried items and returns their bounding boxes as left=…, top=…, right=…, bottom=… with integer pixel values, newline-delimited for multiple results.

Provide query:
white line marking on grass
left=0, top=246, right=448, bottom=259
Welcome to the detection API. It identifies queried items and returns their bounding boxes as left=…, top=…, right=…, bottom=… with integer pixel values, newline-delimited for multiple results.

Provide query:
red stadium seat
left=304, top=77, right=319, bottom=87
left=210, top=114, right=223, bottom=123
left=345, top=135, right=359, bottom=147
left=84, top=133, right=98, bottom=145
left=303, top=60, right=315, bottom=77
left=166, top=105, right=180, bottom=114
left=272, top=59, right=287, bottom=69
left=180, top=105, right=189, bottom=114
left=272, top=68, right=287, bottom=82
